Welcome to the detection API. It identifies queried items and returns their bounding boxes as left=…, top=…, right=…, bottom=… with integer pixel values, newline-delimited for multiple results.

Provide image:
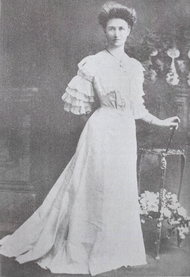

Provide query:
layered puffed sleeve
left=129, top=59, right=148, bottom=119
left=62, top=56, right=96, bottom=115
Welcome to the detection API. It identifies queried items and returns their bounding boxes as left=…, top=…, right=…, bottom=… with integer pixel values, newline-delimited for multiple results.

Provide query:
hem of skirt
left=36, top=261, right=90, bottom=275
left=0, top=249, right=14, bottom=258
left=35, top=259, right=147, bottom=276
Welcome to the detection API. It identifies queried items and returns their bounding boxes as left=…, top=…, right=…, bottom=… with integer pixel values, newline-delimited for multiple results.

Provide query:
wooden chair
left=137, top=147, right=186, bottom=259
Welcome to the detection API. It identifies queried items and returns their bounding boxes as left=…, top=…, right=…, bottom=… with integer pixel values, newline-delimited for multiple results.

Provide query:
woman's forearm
left=141, top=112, right=180, bottom=129
left=141, top=113, right=163, bottom=126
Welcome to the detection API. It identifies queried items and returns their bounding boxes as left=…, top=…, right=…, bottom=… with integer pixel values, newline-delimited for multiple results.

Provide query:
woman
left=0, top=2, right=179, bottom=276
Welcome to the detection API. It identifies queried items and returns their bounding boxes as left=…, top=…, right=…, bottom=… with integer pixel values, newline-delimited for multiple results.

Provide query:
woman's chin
left=109, top=42, right=124, bottom=48
left=115, top=40, right=125, bottom=45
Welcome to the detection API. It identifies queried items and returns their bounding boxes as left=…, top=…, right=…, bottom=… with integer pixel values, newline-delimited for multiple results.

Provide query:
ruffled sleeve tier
left=62, top=56, right=95, bottom=115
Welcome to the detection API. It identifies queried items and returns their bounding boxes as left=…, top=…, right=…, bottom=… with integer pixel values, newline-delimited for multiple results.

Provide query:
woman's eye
left=119, top=27, right=125, bottom=31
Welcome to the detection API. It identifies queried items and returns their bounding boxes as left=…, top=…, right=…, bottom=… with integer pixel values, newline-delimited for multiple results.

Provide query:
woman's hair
left=98, top=1, right=137, bottom=30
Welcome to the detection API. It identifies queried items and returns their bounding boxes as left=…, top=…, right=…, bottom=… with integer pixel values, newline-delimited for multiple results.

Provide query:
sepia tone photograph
left=0, top=0, right=190, bottom=276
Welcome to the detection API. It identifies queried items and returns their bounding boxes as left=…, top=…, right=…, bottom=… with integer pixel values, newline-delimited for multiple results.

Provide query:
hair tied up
left=98, top=1, right=137, bottom=30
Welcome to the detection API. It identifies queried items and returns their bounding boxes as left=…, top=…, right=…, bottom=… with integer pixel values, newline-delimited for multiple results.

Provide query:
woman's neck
left=106, top=45, right=125, bottom=59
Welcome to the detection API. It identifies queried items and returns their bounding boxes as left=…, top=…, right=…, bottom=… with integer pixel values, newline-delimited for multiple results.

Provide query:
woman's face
left=105, top=18, right=131, bottom=48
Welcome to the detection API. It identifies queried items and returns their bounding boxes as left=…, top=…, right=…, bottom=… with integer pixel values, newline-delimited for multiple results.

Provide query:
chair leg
left=155, top=154, right=167, bottom=259
left=177, top=229, right=183, bottom=247
left=155, top=217, right=163, bottom=259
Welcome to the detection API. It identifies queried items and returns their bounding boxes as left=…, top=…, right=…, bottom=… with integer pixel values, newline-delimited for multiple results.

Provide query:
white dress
left=0, top=50, right=148, bottom=276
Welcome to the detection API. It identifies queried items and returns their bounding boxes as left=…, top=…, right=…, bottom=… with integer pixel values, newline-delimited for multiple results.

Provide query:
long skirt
left=0, top=107, right=146, bottom=276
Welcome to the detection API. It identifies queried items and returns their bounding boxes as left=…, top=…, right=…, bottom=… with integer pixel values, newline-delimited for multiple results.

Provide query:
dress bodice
left=90, top=51, right=132, bottom=112
left=62, top=50, right=148, bottom=119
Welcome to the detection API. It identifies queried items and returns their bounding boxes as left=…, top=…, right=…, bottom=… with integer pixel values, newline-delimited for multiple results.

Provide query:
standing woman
left=0, top=1, right=179, bottom=276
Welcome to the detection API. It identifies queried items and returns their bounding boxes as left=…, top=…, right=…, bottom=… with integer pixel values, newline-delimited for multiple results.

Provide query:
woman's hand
left=161, top=116, right=180, bottom=129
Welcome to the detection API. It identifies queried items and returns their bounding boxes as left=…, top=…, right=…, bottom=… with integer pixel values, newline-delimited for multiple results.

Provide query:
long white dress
left=0, top=50, right=148, bottom=276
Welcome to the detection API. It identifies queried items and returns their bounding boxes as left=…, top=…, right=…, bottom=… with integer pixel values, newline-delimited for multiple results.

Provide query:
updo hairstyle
left=98, top=1, right=137, bottom=30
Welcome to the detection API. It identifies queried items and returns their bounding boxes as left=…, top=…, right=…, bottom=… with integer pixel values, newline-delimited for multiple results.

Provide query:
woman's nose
left=114, top=29, right=119, bottom=37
